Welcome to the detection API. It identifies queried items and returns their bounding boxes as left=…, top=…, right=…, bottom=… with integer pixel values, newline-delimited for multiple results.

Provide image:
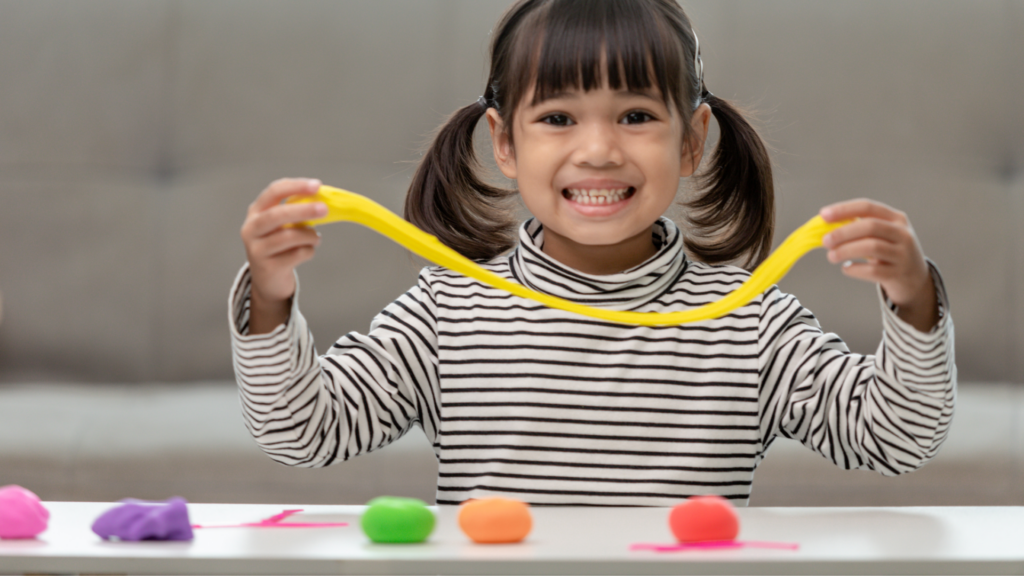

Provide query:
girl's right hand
left=240, top=178, right=327, bottom=334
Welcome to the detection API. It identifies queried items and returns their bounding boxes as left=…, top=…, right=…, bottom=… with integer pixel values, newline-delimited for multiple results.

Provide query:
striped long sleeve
left=229, top=264, right=440, bottom=468
left=228, top=217, right=956, bottom=506
left=757, top=261, right=955, bottom=475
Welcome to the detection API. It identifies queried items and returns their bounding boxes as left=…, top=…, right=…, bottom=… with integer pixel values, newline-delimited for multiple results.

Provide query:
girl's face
left=487, top=83, right=711, bottom=275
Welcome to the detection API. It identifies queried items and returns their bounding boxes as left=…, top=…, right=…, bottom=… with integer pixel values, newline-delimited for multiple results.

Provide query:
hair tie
left=693, top=31, right=704, bottom=86
left=693, top=30, right=707, bottom=104
left=477, top=96, right=489, bottom=109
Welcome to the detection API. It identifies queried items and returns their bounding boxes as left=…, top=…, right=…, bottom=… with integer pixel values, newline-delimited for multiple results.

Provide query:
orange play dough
left=458, top=497, right=532, bottom=544
left=668, top=495, right=740, bottom=543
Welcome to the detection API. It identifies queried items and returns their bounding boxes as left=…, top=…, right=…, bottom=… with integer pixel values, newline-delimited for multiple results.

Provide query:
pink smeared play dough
left=0, top=485, right=50, bottom=539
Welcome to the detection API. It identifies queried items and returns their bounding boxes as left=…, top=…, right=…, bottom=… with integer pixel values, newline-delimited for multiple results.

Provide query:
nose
left=571, top=121, right=623, bottom=168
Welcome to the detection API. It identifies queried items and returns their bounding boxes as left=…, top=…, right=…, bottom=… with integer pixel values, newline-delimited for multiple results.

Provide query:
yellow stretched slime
left=288, top=185, right=849, bottom=326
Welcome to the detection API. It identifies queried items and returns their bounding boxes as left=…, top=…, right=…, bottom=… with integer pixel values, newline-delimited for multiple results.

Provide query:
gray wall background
left=0, top=0, right=1021, bottom=383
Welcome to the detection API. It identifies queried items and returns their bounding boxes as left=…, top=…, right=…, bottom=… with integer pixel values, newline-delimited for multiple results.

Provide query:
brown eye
left=623, top=111, right=653, bottom=124
left=542, top=114, right=572, bottom=126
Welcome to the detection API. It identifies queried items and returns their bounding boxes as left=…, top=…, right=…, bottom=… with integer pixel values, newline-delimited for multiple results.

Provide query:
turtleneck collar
left=508, top=217, right=688, bottom=311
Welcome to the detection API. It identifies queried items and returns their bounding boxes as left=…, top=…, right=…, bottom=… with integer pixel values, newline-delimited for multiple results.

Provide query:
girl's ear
left=681, top=103, right=712, bottom=177
left=486, top=108, right=518, bottom=179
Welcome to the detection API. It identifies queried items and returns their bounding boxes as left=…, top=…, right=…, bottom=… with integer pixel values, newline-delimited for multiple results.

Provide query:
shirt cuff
left=227, top=262, right=301, bottom=344
left=877, top=258, right=951, bottom=342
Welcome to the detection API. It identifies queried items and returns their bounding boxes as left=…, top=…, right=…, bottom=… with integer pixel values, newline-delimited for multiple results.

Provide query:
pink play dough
left=0, top=485, right=50, bottom=539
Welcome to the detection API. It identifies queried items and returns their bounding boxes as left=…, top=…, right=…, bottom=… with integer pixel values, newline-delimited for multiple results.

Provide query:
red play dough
left=668, top=495, right=739, bottom=543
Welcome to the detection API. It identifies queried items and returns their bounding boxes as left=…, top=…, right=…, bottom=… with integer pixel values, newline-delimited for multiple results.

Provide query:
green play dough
left=360, top=496, right=435, bottom=543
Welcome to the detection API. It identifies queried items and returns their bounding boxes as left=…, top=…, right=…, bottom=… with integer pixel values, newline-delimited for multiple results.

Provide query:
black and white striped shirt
left=229, top=217, right=955, bottom=506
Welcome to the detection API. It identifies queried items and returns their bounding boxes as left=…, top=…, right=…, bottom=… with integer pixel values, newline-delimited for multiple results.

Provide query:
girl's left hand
left=819, top=199, right=939, bottom=333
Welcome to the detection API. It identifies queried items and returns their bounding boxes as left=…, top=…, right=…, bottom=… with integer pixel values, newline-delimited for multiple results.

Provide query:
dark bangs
left=409, top=0, right=774, bottom=266
left=493, top=0, right=698, bottom=127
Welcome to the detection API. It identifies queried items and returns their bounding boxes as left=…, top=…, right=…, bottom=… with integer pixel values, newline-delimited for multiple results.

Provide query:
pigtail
left=685, top=93, right=775, bottom=270
left=404, top=99, right=518, bottom=262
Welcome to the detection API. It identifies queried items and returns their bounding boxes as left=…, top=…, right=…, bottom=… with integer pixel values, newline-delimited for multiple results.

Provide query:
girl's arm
left=240, top=178, right=325, bottom=335
left=228, top=264, right=440, bottom=467
left=231, top=176, right=441, bottom=466
left=757, top=264, right=955, bottom=475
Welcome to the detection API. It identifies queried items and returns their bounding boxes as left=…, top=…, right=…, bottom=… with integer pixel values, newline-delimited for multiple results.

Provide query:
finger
left=838, top=260, right=894, bottom=284
left=250, top=178, right=322, bottom=213
left=250, top=226, right=321, bottom=259
left=826, top=237, right=901, bottom=266
left=245, top=201, right=328, bottom=240
left=249, top=227, right=321, bottom=260
left=821, top=217, right=907, bottom=250
left=266, top=243, right=319, bottom=271
left=820, top=198, right=908, bottom=225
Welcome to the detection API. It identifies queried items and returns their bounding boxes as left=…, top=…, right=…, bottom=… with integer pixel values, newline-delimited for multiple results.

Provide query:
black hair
left=405, top=0, right=774, bottom=268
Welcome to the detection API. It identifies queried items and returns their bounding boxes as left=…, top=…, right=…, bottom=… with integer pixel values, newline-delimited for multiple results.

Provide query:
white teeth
left=565, top=187, right=631, bottom=204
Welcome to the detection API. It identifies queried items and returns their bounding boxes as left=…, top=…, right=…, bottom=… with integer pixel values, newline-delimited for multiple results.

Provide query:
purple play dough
left=91, top=497, right=194, bottom=541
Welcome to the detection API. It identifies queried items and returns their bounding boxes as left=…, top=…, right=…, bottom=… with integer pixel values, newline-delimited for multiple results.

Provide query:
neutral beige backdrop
left=0, top=0, right=1021, bottom=383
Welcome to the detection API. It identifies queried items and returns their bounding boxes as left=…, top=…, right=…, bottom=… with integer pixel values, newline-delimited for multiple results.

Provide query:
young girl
left=231, top=0, right=954, bottom=507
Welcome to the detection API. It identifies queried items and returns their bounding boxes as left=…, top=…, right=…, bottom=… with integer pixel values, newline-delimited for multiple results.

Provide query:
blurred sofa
left=0, top=1, right=1022, bottom=506
left=0, top=0, right=1022, bottom=383
left=2, top=380, right=1022, bottom=507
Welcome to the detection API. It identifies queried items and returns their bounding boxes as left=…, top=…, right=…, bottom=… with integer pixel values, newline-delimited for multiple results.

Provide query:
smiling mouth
left=562, top=187, right=636, bottom=205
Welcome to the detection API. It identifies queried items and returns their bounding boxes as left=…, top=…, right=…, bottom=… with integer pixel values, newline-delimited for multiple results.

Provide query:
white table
left=1, top=502, right=1022, bottom=575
